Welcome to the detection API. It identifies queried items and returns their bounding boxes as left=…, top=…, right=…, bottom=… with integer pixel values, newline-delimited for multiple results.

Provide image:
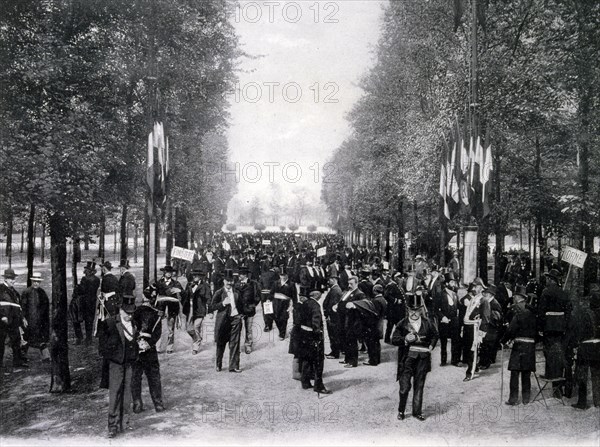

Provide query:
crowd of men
left=1, top=232, right=599, bottom=436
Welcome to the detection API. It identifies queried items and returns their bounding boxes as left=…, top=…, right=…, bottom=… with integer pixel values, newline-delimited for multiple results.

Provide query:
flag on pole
left=481, top=139, right=493, bottom=218
left=439, top=145, right=450, bottom=220
left=458, top=122, right=470, bottom=207
left=449, top=141, right=460, bottom=204
left=146, top=131, right=154, bottom=197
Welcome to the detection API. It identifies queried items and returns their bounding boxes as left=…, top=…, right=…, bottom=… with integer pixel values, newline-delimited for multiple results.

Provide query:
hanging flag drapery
left=146, top=122, right=169, bottom=216
left=440, top=119, right=493, bottom=221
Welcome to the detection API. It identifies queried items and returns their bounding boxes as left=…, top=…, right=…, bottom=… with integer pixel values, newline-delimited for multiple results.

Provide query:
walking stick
left=500, top=344, right=504, bottom=404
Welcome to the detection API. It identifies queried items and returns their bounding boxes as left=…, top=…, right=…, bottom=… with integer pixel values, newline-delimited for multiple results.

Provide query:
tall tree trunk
left=41, top=222, right=46, bottom=263
left=493, top=148, right=505, bottom=285
left=396, top=200, right=405, bottom=272
left=20, top=225, right=24, bottom=253
left=134, top=223, right=139, bottom=264
left=120, top=203, right=128, bottom=261
left=174, top=207, right=188, bottom=248
left=6, top=208, right=13, bottom=267
left=532, top=220, right=538, bottom=279
left=165, top=202, right=173, bottom=266
left=113, top=224, right=117, bottom=254
left=98, top=213, right=106, bottom=259
left=49, top=212, right=71, bottom=393
left=26, top=203, right=36, bottom=288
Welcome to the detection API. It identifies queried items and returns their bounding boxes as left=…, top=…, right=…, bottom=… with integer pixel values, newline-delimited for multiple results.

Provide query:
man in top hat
left=537, top=268, right=572, bottom=396
left=209, top=269, right=244, bottom=372
left=0, top=268, right=28, bottom=368
left=299, top=256, right=317, bottom=292
left=270, top=267, right=297, bottom=341
left=358, top=267, right=374, bottom=299
left=500, top=285, right=537, bottom=405
left=391, top=292, right=439, bottom=421
left=156, top=265, right=184, bottom=354
left=323, top=274, right=343, bottom=358
left=338, top=263, right=354, bottom=292
left=76, top=261, right=100, bottom=345
left=462, top=278, right=491, bottom=381
left=118, top=259, right=136, bottom=304
left=435, top=272, right=460, bottom=366
left=246, top=249, right=261, bottom=282
left=478, top=285, right=504, bottom=370
left=98, top=294, right=139, bottom=438
left=182, top=270, right=212, bottom=354
left=298, top=290, right=332, bottom=394
left=99, top=261, right=122, bottom=317
left=131, top=283, right=165, bottom=414
left=212, top=250, right=227, bottom=291
left=20, top=272, right=50, bottom=362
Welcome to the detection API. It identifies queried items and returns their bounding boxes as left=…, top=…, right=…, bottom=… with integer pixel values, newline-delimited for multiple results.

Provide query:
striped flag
left=481, top=140, right=493, bottom=218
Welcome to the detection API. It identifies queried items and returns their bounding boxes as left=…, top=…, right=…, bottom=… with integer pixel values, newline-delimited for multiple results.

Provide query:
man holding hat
left=156, top=265, right=184, bottom=354
left=182, top=270, right=212, bottom=354
left=391, top=292, right=439, bottom=421
left=500, top=285, right=537, bottom=405
left=537, top=268, right=572, bottom=396
left=210, top=269, right=244, bottom=372
left=21, top=272, right=50, bottom=362
left=0, top=268, right=28, bottom=368
left=98, top=294, right=139, bottom=438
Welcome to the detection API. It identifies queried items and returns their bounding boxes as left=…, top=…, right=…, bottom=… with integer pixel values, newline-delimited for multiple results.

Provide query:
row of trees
left=322, top=0, right=599, bottom=287
left=0, top=0, right=239, bottom=391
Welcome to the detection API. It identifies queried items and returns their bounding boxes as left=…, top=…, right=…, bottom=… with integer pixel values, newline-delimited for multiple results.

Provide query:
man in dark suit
left=74, top=261, right=100, bottom=345
left=118, top=259, right=136, bottom=302
left=98, top=261, right=123, bottom=388
left=323, top=275, right=343, bottom=359
left=435, top=272, right=460, bottom=366
left=212, top=250, right=227, bottom=291
left=338, top=263, right=354, bottom=292
left=132, top=284, right=164, bottom=414
left=384, top=272, right=405, bottom=344
left=338, top=276, right=366, bottom=368
left=0, top=268, right=28, bottom=368
left=182, top=270, right=212, bottom=354
left=98, top=294, right=138, bottom=438
left=210, top=270, right=244, bottom=372
left=156, top=265, right=184, bottom=354
left=392, top=293, right=439, bottom=421
left=298, top=291, right=332, bottom=394
left=270, top=267, right=297, bottom=340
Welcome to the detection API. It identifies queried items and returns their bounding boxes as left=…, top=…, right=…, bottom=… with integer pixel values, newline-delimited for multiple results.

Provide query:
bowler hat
left=3, top=268, right=17, bottom=279
left=160, top=265, right=175, bottom=273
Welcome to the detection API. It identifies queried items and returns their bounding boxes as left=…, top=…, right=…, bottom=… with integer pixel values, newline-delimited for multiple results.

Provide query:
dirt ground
left=1, top=256, right=599, bottom=446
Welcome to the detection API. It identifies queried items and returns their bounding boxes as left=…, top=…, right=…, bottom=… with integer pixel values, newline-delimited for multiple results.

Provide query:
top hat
left=223, top=269, right=235, bottom=282
left=406, top=294, right=425, bottom=310
left=160, top=265, right=175, bottom=273
left=545, top=269, right=561, bottom=283
left=444, top=271, right=456, bottom=283
left=119, top=259, right=130, bottom=269
left=190, top=269, right=205, bottom=277
left=238, top=266, right=250, bottom=276
left=83, top=261, right=97, bottom=272
left=121, top=294, right=136, bottom=313
left=30, top=272, right=43, bottom=282
left=99, top=261, right=112, bottom=270
left=371, top=270, right=381, bottom=278
left=3, top=268, right=17, bottom=279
